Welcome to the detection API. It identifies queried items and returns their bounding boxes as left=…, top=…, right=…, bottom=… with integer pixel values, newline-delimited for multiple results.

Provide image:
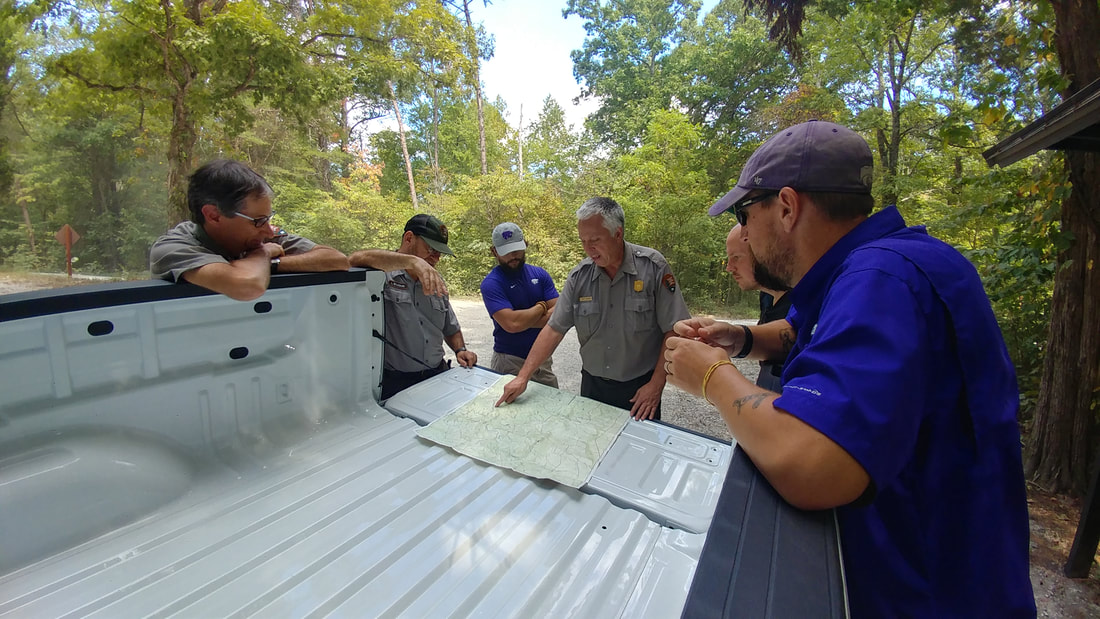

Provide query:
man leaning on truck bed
left=149, top=159, right=349, bottom=301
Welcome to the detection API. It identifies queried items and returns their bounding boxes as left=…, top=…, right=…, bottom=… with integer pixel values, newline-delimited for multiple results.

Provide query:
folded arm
left=492, top=298, right=557, bottom=333
left=349, top=249, right=447, bottom=297
left=182, top=243, right=283, bottom=302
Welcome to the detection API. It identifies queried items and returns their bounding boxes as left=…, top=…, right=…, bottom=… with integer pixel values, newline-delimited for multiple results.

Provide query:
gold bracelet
left=701, top=359, right=734, bottom=405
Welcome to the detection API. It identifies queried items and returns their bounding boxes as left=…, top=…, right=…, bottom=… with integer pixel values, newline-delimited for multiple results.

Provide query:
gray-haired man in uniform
left=495, top=197, right=690, bottom=420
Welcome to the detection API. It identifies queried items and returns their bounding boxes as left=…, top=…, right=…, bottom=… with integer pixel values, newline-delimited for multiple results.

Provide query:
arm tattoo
left=779, top=328, right=796, bottom=355
left=731, top=392, right=771, bottom=415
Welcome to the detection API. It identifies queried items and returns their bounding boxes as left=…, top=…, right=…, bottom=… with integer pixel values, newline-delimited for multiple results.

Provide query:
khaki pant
left=491, top=351, right=558, bottom=388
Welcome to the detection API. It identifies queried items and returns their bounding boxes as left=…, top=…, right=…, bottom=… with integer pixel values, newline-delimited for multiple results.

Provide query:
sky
left=475, top=0, right=720, bottom=131
left=476, top=0, right=597, bottom=131
left=367, top=0, right=718, bottom=135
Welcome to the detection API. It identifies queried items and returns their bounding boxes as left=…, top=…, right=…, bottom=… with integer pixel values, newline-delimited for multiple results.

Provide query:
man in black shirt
left=727, top=224, right=791, bottom=391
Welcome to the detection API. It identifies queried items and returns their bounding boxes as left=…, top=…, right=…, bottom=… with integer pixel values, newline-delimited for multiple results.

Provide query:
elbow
left=320, top=252, right=350, bottom=271
left=499, top=321, right=526, bottom=334
left=222, top=274, right=269, bottom=302
left=750, top=445, right=870, bottom=511
left=227, top=282, right=268, bottom=302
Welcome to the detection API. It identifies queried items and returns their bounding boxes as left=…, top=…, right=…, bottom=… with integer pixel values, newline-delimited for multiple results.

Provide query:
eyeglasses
left=731, top=192, right=778, bottom=226
left=232, top=210, right=276, bottom=228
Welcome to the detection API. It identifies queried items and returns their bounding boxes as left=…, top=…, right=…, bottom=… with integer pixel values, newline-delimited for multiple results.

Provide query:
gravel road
left=449, top=297, right=756, bottom=443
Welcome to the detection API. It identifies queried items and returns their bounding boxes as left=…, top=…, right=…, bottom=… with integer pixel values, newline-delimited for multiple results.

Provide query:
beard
left=751, top=237, right=794, bottom=291
left=753, top=260, right=791, bottom=292
left=498, top=255, right=526, bottom=275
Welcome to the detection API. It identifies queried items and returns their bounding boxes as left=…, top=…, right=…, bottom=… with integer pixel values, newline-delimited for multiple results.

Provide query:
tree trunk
left=462, top=0, right=488, bottom=175
left=166, top=92, right=196, bottom=226
left=14, top=177, right=36, bottom=254
left=518, top=103, right=524, bottom=179
left=1027, top=176, right=1100, bottom=494
left=1027, top=0, right=1100, bottom=495
left=388, top=80, right=419, bottom=210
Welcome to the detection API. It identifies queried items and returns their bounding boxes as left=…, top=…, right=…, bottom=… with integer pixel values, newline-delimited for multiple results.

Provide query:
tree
left=565, top=0, right=702, bottom=148
left=47, top=1, right=336, bottom=224
left=454, top=0, right=492, bottom=175
left=1026, top=0, right=1100, bottom=494
left=523, top=96, right=581, bottom=184
left=615, top=110, right=723, bottom=305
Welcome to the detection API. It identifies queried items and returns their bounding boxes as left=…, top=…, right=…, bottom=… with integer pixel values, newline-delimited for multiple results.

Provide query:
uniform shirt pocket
left=383, top=286, right=414, bottom=306
left=625, top=295, right=655, bottom=332
left=428, top=295, right=448, bottom=313
left=574, top=301, right=601, bottom=342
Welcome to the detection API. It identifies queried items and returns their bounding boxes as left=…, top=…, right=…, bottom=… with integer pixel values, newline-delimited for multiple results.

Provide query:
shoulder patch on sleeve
left=662, top=273, right=676, bottom=292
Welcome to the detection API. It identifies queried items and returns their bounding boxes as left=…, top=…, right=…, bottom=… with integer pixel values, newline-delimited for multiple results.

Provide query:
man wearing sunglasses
left=351, top=214, right=477, bottom=400
left=150, top=159, right=348, bottom=300
left=664, top=121, right=1033, bottom=617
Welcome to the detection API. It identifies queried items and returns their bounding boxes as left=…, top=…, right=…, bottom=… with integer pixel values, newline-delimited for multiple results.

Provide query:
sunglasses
left=232, top=210, right=276, bottom=228
left=731, top=192, right=778, bottom=226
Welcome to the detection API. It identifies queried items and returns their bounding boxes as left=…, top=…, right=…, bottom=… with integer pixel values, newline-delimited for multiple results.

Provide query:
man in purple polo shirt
left=480, top=222, right=560, bottom=387
left=664, top=121, right=1035, bottom=617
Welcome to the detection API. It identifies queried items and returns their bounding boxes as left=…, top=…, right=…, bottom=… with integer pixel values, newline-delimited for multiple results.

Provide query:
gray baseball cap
left=709, top=121, right=874, bottom=216
left=492, top=222, right=526, bottom=255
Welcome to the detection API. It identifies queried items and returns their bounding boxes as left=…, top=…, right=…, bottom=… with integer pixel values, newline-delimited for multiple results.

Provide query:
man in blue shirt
left=480, top=222, right=560, bottom=387
left=664, top=121, right=1035, bottom=617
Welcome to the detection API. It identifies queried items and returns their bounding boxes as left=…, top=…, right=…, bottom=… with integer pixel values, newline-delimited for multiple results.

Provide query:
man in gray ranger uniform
left=495, top=197, right=690, bottom=420
left=351, top=214, right=477, bottom=400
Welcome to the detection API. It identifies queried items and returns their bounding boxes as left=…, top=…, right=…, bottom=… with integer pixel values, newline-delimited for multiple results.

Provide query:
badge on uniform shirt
left=387, top=279, right=409, bottom=290
left=579, top=296, right=593, bottom=302
left=634, top=280, right=643, bottom=292
left=662, top=273, right=677, bottom=292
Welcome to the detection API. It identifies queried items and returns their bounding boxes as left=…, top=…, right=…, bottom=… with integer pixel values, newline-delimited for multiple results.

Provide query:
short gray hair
left=575, top=197, right=624, bottom=235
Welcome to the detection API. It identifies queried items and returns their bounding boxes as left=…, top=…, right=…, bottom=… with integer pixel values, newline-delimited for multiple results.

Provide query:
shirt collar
left=585, top=240, right=636, bottom=281
left=788, top=206, right=908, bottom=311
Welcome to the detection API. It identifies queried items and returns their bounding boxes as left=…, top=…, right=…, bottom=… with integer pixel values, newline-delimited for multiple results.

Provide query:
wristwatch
left=270, top=257, right=281, bottom=275
left=454, top=346, right=467, bottom=354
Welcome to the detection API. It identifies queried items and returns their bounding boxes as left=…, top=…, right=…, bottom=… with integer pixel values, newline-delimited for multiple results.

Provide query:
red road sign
left=54, top=224, right=81, bottom=277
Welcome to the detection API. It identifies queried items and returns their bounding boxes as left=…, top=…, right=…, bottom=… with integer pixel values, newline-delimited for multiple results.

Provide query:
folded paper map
left=416, top=376, right=630, bottom=488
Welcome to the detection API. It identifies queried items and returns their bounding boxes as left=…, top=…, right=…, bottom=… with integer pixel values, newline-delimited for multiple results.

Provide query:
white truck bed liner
left=1, top=409, right=700, bottom=618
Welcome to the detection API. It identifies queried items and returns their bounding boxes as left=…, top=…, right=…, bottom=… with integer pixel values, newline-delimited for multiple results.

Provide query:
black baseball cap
left=405, top=214, right=454, bottom=255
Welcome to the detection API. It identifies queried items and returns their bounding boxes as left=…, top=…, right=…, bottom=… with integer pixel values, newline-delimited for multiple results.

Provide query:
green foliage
left=615, top=110, right=726, bottom=308
left=431, top=171, right=582, bottom=295
left=948, top=156, right=1065, bottom=415
left=565, top=0, right=703, bottom=149
left=0, top=0, right=1070, bottom=442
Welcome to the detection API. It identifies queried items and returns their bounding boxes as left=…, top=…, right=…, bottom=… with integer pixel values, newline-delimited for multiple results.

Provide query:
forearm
left=279, top=246, right=349, bottom=272
left=495, top=303, right=550, bottom=333
left=516, top=325, right=565, bottom=379
left=444, top=331, right=466, bottom=353
left=705, top=365, right=868, bottom=509
left=183, top=254, right=271, bottom=301
left=743, top=319, right=795, bottom=362
left=348, top=249, right=416, bottom=271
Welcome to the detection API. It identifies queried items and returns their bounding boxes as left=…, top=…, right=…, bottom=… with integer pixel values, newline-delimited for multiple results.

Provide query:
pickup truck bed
left=0, top=271, right=845, bottom=617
